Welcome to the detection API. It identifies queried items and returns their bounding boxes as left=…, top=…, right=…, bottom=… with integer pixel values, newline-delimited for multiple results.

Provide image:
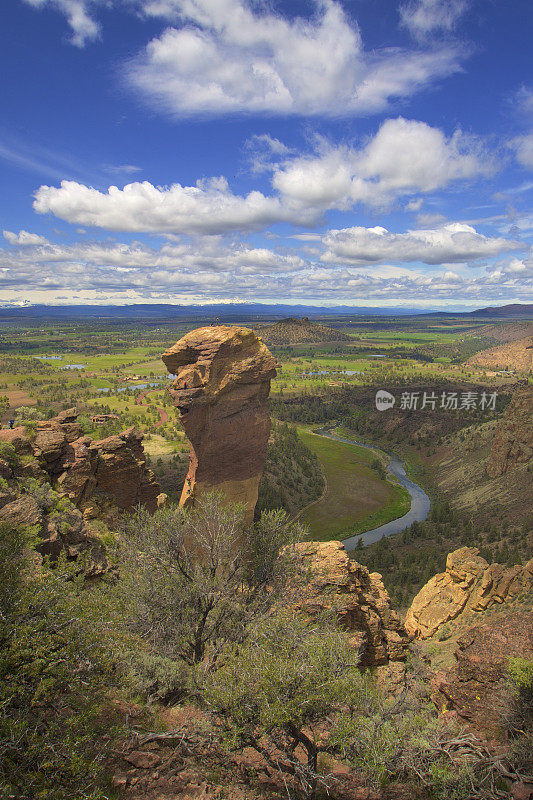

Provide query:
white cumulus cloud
left=126, top=0, right=463, bottom=117
left=34, top=119, right=496, bottom=234
left=33, top=177, right=316, bottom=234
left=273, top=118, right=494, bottom=210
left=321, top=223, right=521, bottom=266
left=3, top=229, right=50, bottom=246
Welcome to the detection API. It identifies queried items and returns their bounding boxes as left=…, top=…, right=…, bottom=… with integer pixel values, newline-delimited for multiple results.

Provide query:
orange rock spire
left=162, top=325, right=277, bottom=519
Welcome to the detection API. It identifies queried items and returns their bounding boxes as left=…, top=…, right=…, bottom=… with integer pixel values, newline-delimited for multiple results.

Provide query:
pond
left=97, top=381, right=164, bottom=392
left=62, top=364, right=88, bottom=370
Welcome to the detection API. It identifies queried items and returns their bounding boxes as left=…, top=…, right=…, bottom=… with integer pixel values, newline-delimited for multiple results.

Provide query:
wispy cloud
left=23, top=0, right=101, bottom=46
left=400, top=0, right=468, bottom=40
left=126, top=0, right=465, bottom=118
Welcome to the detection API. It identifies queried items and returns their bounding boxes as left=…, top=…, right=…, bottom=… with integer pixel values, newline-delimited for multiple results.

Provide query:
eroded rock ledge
left=289, top=541, right=411, bottom=669
left=405, top=546, right=533, bottom=639
left=162, top=325, right=277, bottom=520
left=0, top=408, right=160, bottom=571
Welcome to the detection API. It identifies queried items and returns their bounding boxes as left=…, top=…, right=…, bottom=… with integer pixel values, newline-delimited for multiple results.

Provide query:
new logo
left=375, top=389, right=395, bottom=411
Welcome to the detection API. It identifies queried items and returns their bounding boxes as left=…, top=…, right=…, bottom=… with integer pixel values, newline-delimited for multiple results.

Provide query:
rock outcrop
left=405, top=547, right=533, bottom=639
left=432, top=612, right=533, bottom=741
left=0, top=409, right=160, bottom=515
left=162, top=326, right=277, bottom=519
left=487, top=384, right=533, bottom=477
left=0, top=409, right=160, bottom=569
left=289, top=541, right=410, bottom=668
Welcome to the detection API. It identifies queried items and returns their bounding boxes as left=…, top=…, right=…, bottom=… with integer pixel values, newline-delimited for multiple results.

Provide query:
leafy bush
left=102, top=494, right=303, bottom=701
left=0, top=522, right=118, bottom=800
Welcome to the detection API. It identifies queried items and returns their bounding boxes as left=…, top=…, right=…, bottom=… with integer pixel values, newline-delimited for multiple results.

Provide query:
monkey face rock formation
left=162, top=326, right=277, bottom=517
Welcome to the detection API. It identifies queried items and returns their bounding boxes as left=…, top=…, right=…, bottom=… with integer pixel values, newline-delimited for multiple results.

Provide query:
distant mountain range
left=0, top=302, right=531, bottom=321
left=420, top=304, right=533, bottom=319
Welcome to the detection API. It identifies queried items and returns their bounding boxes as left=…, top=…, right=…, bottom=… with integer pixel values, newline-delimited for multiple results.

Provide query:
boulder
left=0, top=427, right=33, bottom=454
left=405, top=547, right=533, bottom=639
left=162, top=325, right=277, bottom=520
left=0, top=495, right=43, bottom=529
left=432, top=612, right=533, bottom=741
left=288, top=541, right=410, bottom=667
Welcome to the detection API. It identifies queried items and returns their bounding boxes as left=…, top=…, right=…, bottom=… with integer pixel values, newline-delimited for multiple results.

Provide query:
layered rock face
left=487, top=384, right=533, bottom=477
left=432, top=612, right=533, bottom=741
left=0, top=408, right=160, bottom=514
left=0, top=409, right=160, bottom=569
left=162, top=326, right=277, bottom=518
left=289, top=541, right=410, bottom=668
left=405, top=547, right=533, bottom=639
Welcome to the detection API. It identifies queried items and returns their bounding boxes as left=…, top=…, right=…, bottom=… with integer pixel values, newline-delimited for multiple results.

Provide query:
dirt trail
left=136, top=391, right=168, bottom=428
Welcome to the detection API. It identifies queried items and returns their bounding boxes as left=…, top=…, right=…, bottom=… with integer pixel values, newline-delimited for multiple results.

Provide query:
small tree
left=114, top=494, right=302, bottom=698
left=204, top=613, right=366, bottom=798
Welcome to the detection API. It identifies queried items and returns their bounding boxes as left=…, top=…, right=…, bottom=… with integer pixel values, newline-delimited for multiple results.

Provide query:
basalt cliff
left=162, top=326, right=277, bottom=519
left=486, top=383, right=533, bottom=478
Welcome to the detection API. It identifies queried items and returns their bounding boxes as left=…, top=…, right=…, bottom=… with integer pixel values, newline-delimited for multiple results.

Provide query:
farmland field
left=0, top=314, right=528, bottom=534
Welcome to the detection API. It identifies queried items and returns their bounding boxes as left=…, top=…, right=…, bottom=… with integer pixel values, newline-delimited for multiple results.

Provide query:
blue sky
left=1, top=0, right=532, bottom=308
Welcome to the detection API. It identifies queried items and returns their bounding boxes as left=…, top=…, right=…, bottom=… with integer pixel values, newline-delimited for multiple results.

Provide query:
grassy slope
left=296, top=428, right=410, bottom=541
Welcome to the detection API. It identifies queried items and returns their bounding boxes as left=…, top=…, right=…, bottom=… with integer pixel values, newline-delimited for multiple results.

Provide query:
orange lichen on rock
left=405, top=546, right=533, bottom=639
left=162, top=326, right=277, bottom=519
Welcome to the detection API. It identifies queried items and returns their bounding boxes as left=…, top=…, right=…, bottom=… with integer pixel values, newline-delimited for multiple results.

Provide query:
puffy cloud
left=321, top=223, right=521, bottom=266
left=400, top=0, right=468, bottom=39
left=33, top=177, right=316, bottom=234
left=23, top=0, right=100, bottom=46
left=1, top=232, right=529, bottom=306
left=511, top=133, right=533, bottom=170
left=273, top=118, right=494, bottom=209
left=34, top=119, right=496, bottom=234
left=126, top=0, right=463, bottom=117
left=3, top=229, right=50, bottom=246
left=485, top=255, right=533, bottom=279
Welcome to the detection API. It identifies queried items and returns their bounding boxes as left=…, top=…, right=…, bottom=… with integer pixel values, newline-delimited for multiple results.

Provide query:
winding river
left=315, top=429, right=431, bottom=550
